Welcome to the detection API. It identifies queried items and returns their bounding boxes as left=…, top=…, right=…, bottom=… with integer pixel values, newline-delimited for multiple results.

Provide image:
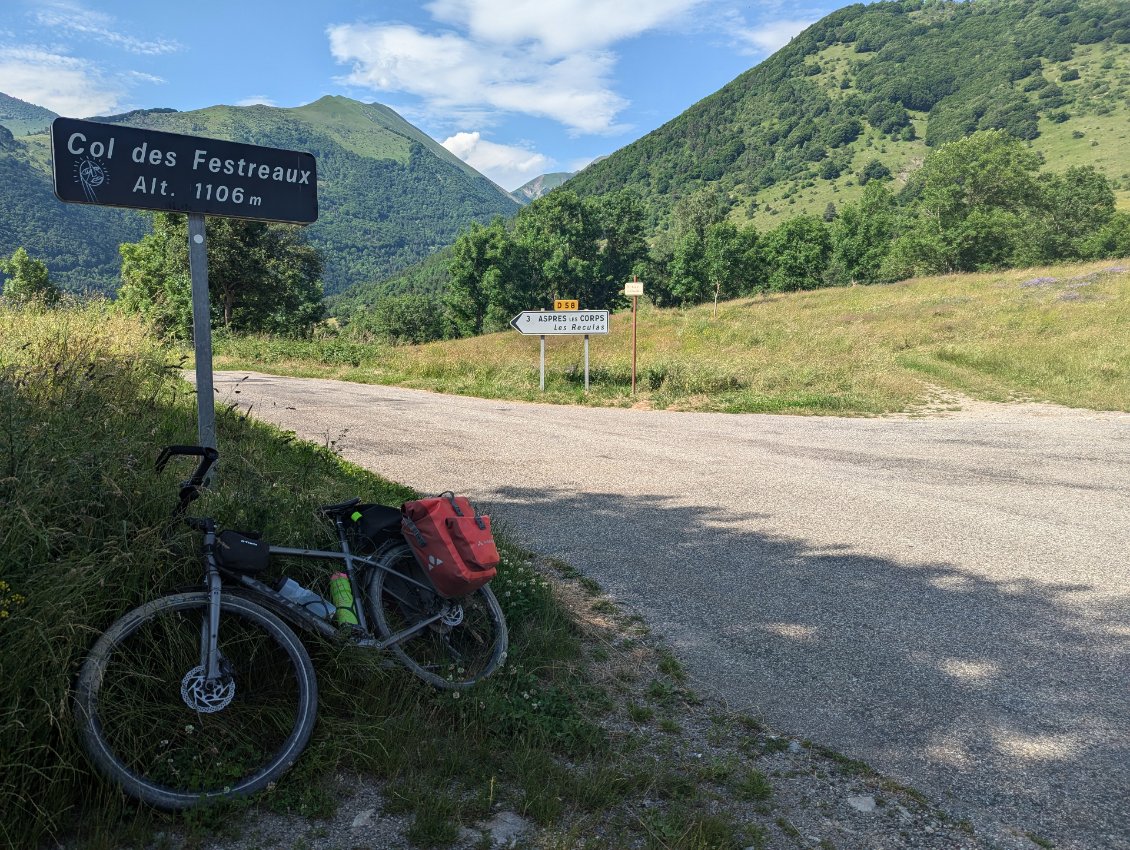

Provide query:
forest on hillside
left=330, top=128, right=1129, bottom=346
left=566, top=0, right=1130, bottom=227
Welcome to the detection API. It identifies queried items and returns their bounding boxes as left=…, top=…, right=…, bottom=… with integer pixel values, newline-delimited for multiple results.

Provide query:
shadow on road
left=486, top=484, right=1130, bottom=850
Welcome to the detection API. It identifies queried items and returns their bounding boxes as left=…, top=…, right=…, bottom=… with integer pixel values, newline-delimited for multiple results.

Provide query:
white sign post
left=510, top=310, right=609, bottom=392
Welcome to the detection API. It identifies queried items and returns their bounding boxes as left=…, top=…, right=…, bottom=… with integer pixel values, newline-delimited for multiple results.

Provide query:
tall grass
left=215, top=259, right=1130, bottom=415
left=0, top=301, right=604, bottom=847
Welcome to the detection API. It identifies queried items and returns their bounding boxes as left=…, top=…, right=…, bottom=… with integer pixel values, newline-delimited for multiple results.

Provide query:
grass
left=214, top=258, right=1130, bottom=415
left=0, top=300, right=611, bottom=848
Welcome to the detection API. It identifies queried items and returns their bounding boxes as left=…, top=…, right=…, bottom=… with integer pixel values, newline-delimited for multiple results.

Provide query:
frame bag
left=401, top=493, right=499, bottom=598
left=215, top=530, right=270, bottom=574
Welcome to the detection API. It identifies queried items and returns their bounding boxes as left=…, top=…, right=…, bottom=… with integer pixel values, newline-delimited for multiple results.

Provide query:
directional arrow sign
left=510, top=310, right=609, bottom=335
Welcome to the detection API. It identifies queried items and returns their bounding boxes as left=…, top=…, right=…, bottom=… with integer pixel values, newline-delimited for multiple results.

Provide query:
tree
left=118, top=213, right=324, bottom=338
left=513, top=190, right=602, bottom=307
left=446, top=218, right=515, bottom=336
left=593, top=191, right=649, bottom=307
left=763, top=216, right=831, bottom=291
left=367, top=294, right=450, bottom=344
left=827, top=182, right=896, bottom=285
left=1021, top=165, right=1116, bottom=264
left=888, top=130, right=1043, bottom=274
left=1, top=247, right=60, bottom=305
left=704, top=222, right=763, bottom=314
left=1082, top=211, right=1130, bottom=260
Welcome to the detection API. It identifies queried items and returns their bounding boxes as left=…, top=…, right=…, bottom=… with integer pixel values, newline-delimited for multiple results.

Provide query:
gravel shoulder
left=198, top=372, right=1130, bottom=850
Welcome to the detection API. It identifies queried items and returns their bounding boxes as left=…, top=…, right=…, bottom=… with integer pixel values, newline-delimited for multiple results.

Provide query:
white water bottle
left=275, top=577, right=336, bottom=620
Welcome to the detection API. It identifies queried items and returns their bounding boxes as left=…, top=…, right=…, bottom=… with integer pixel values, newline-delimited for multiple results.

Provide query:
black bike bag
left=345, top=504, right=402, bottom=554
left=215, top=530, right=270, bottom=573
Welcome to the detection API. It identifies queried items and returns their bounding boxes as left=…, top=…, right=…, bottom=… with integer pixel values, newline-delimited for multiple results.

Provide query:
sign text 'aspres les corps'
left=510, top=311, right=609, bottom=335
left=51, top=117, right=318, bottom=224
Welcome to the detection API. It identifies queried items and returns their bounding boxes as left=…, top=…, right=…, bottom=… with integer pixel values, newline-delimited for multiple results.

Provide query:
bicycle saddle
left=318, top=497, right=362, bottom=517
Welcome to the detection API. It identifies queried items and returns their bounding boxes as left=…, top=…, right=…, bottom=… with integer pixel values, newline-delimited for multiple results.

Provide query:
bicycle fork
left=182, top=522, right=237, bottom=714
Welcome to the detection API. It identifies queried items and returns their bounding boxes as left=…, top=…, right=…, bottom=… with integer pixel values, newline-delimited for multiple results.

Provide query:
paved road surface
left=210, top=372, right=1129, bottom=849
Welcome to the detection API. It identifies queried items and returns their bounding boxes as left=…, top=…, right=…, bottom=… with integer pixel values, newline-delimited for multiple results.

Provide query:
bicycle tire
left=74, top=592, right=317, bottom=810
left=366, top=542, right=507, bottom=689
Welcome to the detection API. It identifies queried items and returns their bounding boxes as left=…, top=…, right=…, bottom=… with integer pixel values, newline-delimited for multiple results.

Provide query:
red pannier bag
left=401, top=492, right=499, bottom=598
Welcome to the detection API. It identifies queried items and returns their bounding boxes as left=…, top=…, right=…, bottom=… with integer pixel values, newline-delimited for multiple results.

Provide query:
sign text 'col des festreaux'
left=51, top=117, right=318, bottom=225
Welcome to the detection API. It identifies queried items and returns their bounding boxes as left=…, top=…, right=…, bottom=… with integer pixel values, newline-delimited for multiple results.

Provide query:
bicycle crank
left=180, top=664, right=236, bottom=713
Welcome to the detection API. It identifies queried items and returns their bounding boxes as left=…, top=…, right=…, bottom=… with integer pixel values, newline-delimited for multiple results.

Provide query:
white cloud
left=236, top=95, right=278, bottom=107
left=442, top=131, right=553, bottom=190
left=328, top=22, right=628, bottom=134
left=0, top=47, right=122, bottom=115
left=425, top=0, right=705, bottom=54
left=326, top=0, right=708, bottom=136
left=33, top=2, right=181, bottom=55
left=734, top=18, right=813, bottom=55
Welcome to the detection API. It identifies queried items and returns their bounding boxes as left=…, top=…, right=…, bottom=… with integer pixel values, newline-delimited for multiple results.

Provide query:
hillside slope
left=565, top=0, right=1130, bottom=229
left=217, top=258, right=1130, bottom=415
left=0, top=96, right=519, bottom=295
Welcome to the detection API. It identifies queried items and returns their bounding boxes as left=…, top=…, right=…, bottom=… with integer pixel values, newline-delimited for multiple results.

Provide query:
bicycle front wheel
left=74, top=592, right=317, bottom=809
left=366, top=542, right=507, bottom=689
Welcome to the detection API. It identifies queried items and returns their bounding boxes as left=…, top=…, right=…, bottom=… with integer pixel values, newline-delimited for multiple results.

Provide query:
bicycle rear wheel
left=366, top=542, right=507, bottom=689
left=74, top=592, right=317, bottom=809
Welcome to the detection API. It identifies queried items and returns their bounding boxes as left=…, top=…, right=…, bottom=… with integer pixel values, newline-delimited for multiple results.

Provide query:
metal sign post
left=50, top=117, right=318, bottom=456
left=511, top=309, right=609, bottom=392
left=584, top=335, right=590, bottom=391
left=188, top=214, right=216, bottom=449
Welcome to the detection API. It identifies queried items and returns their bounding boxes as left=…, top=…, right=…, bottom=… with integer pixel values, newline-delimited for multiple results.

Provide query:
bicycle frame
left=159, top=443, right=461, bottom=686
left=196, top=513, right=453, bottom=685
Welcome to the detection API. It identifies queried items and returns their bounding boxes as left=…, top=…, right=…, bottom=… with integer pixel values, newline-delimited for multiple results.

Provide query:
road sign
left=624, top=280, right=644, bottom=296
left=51, top=117, right=318, bottom=224
left=510, top=310, right=609, bottom=335
left=554, top=299, right=579, bottom=311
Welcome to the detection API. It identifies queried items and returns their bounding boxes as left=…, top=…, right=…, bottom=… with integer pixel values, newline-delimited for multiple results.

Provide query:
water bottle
left=276, top=577, right=336, bottom=620
left=329, top=572, right=359, bottom=625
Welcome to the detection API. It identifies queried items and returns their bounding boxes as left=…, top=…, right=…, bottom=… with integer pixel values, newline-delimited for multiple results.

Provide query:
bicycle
left=73, top=445, right=508, bottom=810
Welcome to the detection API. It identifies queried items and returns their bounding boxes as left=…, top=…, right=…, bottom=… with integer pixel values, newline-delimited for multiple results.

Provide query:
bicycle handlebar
left=156, top=445, right=219, bottom=516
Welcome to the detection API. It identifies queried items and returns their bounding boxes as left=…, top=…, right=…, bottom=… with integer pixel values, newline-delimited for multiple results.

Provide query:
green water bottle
left=329, top=572, right=359, bottom=625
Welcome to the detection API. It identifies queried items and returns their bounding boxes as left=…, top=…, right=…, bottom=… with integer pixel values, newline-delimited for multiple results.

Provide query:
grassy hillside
left=216, top=259, right=1130, bottom=415
left=0, top=92, right=55, bottom=137
left=0, top=95, right=519, bottom=295
left=565, top=0, right=1130, bottom=230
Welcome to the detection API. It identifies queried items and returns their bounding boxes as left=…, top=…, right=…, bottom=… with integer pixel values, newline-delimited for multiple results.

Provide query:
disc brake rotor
left=439, top=603, right=464, bottom=627
left=180, top=664, right=236, bottom=713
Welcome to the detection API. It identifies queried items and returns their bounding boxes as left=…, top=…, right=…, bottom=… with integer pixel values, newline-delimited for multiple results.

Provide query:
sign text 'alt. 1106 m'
left=50, top=117, right=318, bottom=224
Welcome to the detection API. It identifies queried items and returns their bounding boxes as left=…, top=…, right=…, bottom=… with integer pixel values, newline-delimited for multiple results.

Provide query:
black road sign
left=51, top=117, right=318, bottom=224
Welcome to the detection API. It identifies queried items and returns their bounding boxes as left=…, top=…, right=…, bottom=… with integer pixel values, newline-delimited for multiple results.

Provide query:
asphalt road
left=209, top=371, right=1129, bottom=849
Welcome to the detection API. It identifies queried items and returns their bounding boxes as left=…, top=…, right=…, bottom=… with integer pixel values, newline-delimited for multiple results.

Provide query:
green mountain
left=0, top=95, right=519, bottom=295
left=565, top=0, right=1130, bottom=230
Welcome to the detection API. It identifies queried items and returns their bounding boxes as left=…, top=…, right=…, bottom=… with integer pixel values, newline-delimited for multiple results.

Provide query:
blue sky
left=1, top=0, right=850, bottom=191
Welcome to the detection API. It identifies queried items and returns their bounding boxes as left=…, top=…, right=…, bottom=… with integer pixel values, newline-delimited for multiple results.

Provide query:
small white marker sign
left=624, top=280, right=644, bottom=296
left=510, top=310, right=609, bottom=335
